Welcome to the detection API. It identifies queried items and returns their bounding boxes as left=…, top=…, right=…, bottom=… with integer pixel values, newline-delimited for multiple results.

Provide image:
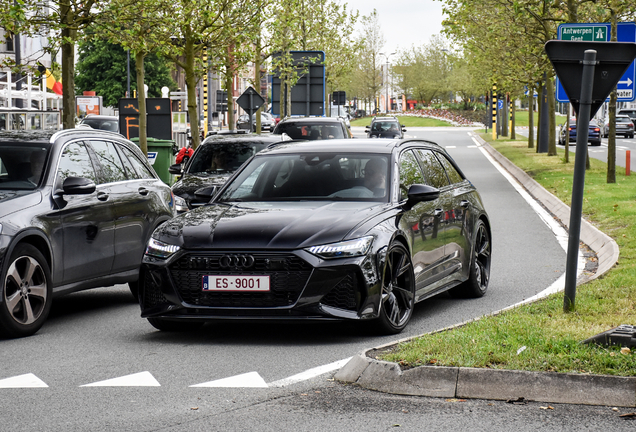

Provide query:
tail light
left=568, top=127, right=573, bottom=131
left=593, top=128, right=600, bottom=132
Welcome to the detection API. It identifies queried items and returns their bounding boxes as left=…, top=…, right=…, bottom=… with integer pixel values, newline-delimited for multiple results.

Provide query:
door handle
left=138, top=187, right=149, bottom=196
left=433, top=209, right=444, bottom=217
left=460, top=200, right=470, bottom=208
left=97, top=192, right=109, bottom=201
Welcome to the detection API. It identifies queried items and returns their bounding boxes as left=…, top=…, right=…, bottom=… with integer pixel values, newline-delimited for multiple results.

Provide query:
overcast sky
left=343, top=0, right=446, bottom=54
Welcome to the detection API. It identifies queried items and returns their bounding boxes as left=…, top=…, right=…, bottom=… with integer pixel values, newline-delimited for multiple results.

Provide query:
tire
left=450, top=220, right=491, bottom=298
left=147, top=317, right=204, bottom=332
left=374, top=242, right=415, bottom=335
left=0, top=244, right=52, bottom=338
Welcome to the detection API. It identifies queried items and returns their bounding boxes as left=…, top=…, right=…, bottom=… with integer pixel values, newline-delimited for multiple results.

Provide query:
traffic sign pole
left=564, top=49, right=596, bottom=312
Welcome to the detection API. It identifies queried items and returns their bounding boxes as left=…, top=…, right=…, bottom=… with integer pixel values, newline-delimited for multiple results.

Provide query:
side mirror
left=401, top=126, right=407, bottom=132
left=169, top=163, right=183, bottom=175
left=365, top=126, right=370, bottom=132
left=194, top=185, right=219, bottom=202
left=62, top=176, right=96, bottom=195
left=402, top=184, right=440, bottom=210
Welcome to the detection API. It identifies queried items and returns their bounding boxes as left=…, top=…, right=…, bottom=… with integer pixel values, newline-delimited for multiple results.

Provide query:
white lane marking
left=80, top=371, right=160, bottom=387
left=469, top=133, right=584, bottom=304
left=190, top=372, right=268, bottom=388
left=445, top=146, right=457, bottom=149
left=0, top=373, right=48, bottom=388
left=268, top=357, right=352, bottom=388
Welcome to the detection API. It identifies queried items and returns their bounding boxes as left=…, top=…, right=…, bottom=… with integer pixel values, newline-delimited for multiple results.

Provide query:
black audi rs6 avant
left=139, top=139, right=492, bottom=334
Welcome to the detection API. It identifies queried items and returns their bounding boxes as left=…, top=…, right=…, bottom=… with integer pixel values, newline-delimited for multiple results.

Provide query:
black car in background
left=0, top=129, right=175, bottom=338
left=170, top=132, right=282, bottom=212
left=272, top=117, right=352, bottom=140
left=140, top=139, right=491, bottom=335
left=558, top=118, right=601, bottom=146
left=236, top=113, right=275, bottom=132
left=366, top=116, right=407, bottom=139
left=78, top=115, right=120, bottom=133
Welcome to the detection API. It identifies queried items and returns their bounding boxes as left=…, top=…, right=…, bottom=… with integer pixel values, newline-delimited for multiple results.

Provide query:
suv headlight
left=174, top=194, right=188, bottom=213
left=305, top=236, right=374, bottom=259
left=145, top=238, right=181, bottom=259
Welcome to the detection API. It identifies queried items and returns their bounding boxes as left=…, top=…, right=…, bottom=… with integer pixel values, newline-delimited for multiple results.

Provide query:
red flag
left=52, top=81, right=63, bottom=95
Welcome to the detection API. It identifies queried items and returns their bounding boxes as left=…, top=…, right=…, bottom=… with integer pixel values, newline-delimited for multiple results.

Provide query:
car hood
left=154, top=201, right=391, bottom=250
left=172, top=174, right=231, bottom=197
left=0, top=190, right=42, bottom=219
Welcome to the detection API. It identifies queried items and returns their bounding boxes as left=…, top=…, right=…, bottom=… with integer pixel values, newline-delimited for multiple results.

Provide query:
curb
left=335, top=355, right=636, bottom=407
left=335, top=133, right=628, bottom=407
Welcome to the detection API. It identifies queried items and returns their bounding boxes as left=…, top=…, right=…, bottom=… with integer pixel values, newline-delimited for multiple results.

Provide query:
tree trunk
left=60, top=24, right=76, bottom=129
left=547, top=76, right=557, bottom=156
left=184, top=38, right=200, bottom=149
left=527, top=85, right=534, bottom=149
left=254, top=37, right=262, bottom=135
left=607, top=11, right=618, bottom=183
left=135, top=51, right=147, bottom=156
left=536, top=79, right=542, bottom=153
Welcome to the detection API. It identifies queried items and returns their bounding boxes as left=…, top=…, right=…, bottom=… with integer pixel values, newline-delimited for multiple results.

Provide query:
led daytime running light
left=146, top=238, right=181, bottom=258
left=307, top=236, right=373, bottom=259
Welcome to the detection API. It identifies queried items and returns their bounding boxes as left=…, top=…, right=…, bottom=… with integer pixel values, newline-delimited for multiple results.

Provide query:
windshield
left=218, top=153, right=390, bottom=202
left=0, top=143, right=50, bottom=190
left=80, top=118, right=118, bottom=132
left=274, top=123, right=345, bottom=140
left=187, top=142, right=267, bottom=175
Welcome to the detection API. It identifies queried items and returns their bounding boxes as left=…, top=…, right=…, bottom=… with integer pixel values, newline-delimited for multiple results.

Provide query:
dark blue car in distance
left=558, top=118, right=601, bottom=146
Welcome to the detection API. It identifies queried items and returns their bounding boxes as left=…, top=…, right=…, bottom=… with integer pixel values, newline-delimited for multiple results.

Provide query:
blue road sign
left=497, top=99, right=504, bottom=110
left=556, top=22, right=636, bottom=103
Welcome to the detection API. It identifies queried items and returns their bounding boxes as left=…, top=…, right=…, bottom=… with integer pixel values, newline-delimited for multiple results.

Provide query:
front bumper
left=139, top=249, right=383, bottom=322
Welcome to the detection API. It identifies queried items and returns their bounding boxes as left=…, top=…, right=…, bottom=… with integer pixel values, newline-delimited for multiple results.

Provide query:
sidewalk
left=335, top=135, right=633, bottom=407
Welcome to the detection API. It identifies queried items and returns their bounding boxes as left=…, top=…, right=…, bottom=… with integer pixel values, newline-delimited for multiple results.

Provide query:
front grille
left=169, top=253, right=312, bottom=307
left=321, top=273, right=358, bottom=311
left=142, top=269, right=169, bottom=309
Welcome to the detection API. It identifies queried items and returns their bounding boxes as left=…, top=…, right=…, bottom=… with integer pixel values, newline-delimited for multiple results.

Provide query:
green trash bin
left=131, top=137, right=176, bottom=185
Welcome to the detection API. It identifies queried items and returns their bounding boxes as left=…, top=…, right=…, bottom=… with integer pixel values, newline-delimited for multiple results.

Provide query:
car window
left=56, top=142, right=98, bottom=186
left=275, top=123, right=345, bottom=140
left=218, top=153, right=389, bottom=202
left=188, top=142, right=265, bottom=175
left=114, top=143, right=141, bottom=179
left=119, top=145, right=155, bottom=179
left=0, top=144, right=50, bottom=190
left=81, top=118, right=118, bottom=132
left=413, top=149, right=449, bottom=189
left=398, top=150, right=426, bottom=201
left=434, top=152, right=464, bottom=185
left=88, top=140, right=128, bottom=184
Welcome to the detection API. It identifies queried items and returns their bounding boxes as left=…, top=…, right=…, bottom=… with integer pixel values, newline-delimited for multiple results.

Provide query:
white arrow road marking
left=190, top=372, right=268, bottom=388
left=618, top=78, right=633, bottom=86
left=0, top=373, right=48, bottom=388
left=268, top=357, right=352, bottom=388
left=80, top=371, right=160, bottom=387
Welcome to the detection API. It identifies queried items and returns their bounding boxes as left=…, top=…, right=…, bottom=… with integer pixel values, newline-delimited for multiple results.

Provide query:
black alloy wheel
left=375, top=242, right=415, bottom=334
left=0, top=244, right=52, bottom=338
left=451, top=220, right=491, bottom=298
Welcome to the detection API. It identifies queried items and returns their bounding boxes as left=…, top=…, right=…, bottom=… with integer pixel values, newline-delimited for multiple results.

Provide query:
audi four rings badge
left=219, top=254, right=255, bottom=268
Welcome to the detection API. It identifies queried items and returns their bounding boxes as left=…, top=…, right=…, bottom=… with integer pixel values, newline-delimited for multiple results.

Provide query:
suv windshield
left=80, top=117, right=119, bottom=132
left=187, top=142, right=268, bottom=176
left=274, top=123, right=345, bottom=140
left=0, top=143, right=50, bottom=190
left=218, top=153, right=390, bottom=202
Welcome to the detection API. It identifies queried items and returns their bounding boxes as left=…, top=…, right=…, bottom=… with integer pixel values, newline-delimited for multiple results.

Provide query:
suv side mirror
left=169, top=163, right=183, bottom=175
left=62, top=176, right=96, bottom=195
left=402, top=184, right=440, bottom=211
left=365, top=126, right=370, bottom=132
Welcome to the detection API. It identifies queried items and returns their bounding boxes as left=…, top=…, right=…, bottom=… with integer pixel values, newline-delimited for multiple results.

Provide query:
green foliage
left=75, top=39, right=176, bottom=107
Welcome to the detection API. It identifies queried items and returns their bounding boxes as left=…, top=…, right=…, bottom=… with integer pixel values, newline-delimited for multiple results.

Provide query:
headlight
left=305, top=236, right=374, bottom=259
left=145, top=238, right=181, bottom=259
left=173, top=194, right=188, bottom=213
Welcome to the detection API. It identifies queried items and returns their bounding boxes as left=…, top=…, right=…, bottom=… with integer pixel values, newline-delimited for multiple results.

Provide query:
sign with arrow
left=556, top=22, right=636, bottom=102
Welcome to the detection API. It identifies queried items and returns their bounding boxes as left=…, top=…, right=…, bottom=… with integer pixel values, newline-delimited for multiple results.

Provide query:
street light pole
left=379, top=52, right=396, bottom=114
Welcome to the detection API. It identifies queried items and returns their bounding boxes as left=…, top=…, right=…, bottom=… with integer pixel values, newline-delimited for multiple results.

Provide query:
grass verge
left=380, top=136, right=636, bottom=376
left=350, top=116, right=452, bottom=128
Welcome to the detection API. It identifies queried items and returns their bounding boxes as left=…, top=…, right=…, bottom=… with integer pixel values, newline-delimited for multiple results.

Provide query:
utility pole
left=379, top=52, right=396, bottom=114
